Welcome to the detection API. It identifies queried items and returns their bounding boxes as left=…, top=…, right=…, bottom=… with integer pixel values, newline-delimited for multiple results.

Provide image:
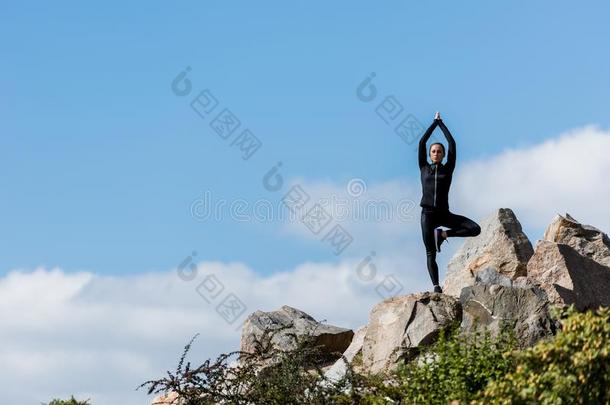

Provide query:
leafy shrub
left=140, top=304, right=610, bottom=404
left=138, top=322, right=358, bottom=404
left=410, top=324, right=514, bottom=403
left=347, top=321, right=518, bottom=404
left=474, top=304, right=610, bottom=404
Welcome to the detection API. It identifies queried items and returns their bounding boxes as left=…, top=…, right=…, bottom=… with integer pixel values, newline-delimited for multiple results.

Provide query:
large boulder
left=239, top=305, right=353, bottom=364
left=543, top=212, right=610, bottom=267
left=362, top=292, right=461, bottom=375
left=459, top=269, right=557, bottom=348
left=527, top=240, right=610, bottom=311
left=443, top=208, right=533, bottom=298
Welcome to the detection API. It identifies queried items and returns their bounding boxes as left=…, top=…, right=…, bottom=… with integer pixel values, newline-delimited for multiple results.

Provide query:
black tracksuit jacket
left=418, top=119, right=456, bottom=212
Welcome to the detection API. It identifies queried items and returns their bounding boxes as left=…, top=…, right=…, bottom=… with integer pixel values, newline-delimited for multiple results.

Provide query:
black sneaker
left=433, top=284, right=443, bottom=293
left=434, top=228, right=447, bottom=252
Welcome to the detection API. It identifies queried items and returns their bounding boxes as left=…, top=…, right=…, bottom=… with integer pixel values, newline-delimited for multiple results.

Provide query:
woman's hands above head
left=434, top=111, right=442, bottom=121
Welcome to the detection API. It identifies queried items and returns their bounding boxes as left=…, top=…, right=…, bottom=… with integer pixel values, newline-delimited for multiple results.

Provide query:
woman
left=418, top=112, right=481, bottom=293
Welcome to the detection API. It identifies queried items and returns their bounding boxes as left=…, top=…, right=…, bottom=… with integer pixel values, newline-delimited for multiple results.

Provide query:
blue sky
left=3, top=2, right=610, bottom=404
left=3, top=1, right=609, bottom=277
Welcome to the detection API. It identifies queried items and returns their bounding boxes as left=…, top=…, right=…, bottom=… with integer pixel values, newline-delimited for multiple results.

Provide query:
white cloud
left=0, top=258, right=423, bottom=405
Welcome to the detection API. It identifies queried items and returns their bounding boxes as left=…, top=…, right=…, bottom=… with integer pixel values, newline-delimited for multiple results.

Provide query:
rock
left=239, top=305, right=354, bottom=365
left=513, top=275, right=536, bottom=288
left=475, top=267, right=536, bottom=289
left=474, top=267, right=536, bottom=289
left=362, top=292, right=461, bottom=375
left=474, top=266, right=514, bottom=287
left=150, top=392, right=184, bottom=405
left=459, top=282, right=556, bottom=348
left=443, top=208, right=533, bottom=297
left=323, top=325, right=367, bottom=383
left=527, top=240, right=610, bottom=311
left=543, top=212, right=610, bottom=267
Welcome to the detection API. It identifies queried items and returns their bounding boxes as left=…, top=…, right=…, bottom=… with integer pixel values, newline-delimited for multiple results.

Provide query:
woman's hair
left=429, top=142, right=445, bottom=155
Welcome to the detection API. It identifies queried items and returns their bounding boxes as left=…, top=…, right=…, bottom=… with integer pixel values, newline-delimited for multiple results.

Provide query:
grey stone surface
left=362, top=292, right=461, bottom=375
left=443, top=208, right=533, bottom=298
left=543, top=212, right=610, bottom=267
left=459, top=282, right=556, bottom=348
left=239, top=305, right=353, bottom=362
left=527, top=240, right=610, bottom=311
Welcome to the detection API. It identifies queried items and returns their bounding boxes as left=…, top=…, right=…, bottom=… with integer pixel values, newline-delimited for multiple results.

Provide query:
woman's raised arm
left=437, top=119, right=456, bottom=172
left=418, top=120, right=439, bottom=169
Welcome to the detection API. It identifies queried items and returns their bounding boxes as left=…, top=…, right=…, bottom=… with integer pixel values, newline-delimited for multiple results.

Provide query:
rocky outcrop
left=527, top=240, right=610, bottom=311
left=361, top=292, right=461, bottom=375
left=229, top=210, right=610, bottom=380
left=460, top=270, right=557, bottom=348
left=239, top=305, right=353, bottom=364
left=543, top=212, right=610, bottom=267
left=150, top=209, right=610, bottom=404
left=443, top=208, right=534, bottom=297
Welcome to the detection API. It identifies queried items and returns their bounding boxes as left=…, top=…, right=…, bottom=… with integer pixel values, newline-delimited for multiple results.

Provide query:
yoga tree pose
left=418, top=112, right=481, bottom=293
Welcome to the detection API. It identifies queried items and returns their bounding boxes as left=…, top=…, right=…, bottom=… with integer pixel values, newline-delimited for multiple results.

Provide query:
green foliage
left=140, top=304, right=610, bottom=404
left=406, top=326, right=515, bottom=403
left=42, top=396, right=90, bottom=405
left=366, top=321, right=518, bottom=404
left=138, top=322, right=358, bottom=404
left=474, top=304, right=610, bottom=404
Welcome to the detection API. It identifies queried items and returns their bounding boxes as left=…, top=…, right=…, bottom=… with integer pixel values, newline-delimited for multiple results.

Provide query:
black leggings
left=420, top=208, right=481, bottom=287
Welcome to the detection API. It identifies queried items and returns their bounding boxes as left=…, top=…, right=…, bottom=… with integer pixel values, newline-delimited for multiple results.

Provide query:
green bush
left=401, top=323, right=517, bottom=404
left=474, top=305, right=610, bottom=404
left=140, top=304, right=610, bottom=404
left=341, top=321, right=518, bottom=404
left=138, top=322, right=357, bottom=404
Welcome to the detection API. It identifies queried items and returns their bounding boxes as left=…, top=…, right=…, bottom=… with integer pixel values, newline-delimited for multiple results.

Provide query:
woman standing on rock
left=418, top=112, right=481, bottom=293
